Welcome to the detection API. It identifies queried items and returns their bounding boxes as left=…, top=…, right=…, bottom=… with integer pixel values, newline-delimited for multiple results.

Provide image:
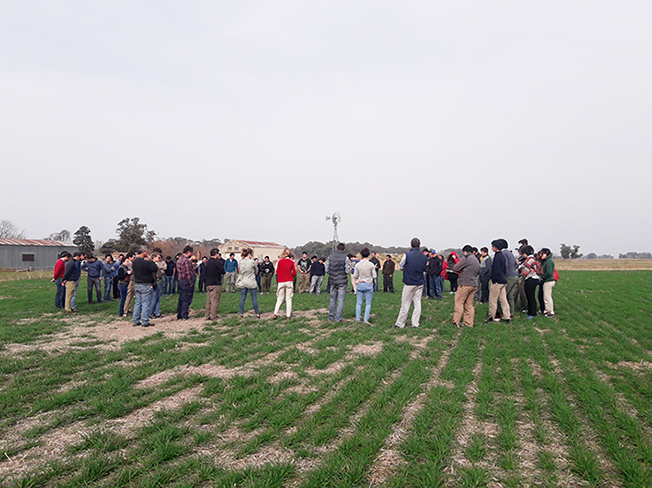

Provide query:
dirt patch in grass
left=611, top=360, right=652, bottom=371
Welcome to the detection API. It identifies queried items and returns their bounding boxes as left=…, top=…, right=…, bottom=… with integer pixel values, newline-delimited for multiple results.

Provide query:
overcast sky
left=2, top=2, right=651, bottom=256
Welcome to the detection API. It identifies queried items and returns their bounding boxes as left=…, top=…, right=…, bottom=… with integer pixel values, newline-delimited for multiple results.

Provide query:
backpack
left=553, top=268, right=560, bottom=282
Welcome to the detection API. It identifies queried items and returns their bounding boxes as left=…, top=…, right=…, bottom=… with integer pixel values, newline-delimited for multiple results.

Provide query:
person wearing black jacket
left=132, top=250, right=159, bottom=327
left=487, top=239, right=510, bottom=323
left=204, top=248, right=226, bottom=320
left=259, top=256, right=275, bottom=294
left=426, top=250, right=443, bottom=299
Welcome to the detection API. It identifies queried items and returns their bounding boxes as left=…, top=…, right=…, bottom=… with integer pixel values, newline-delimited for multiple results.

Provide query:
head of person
left=229, top=252, right=235, bottom=260
left=264, top=255, right=270, bottom=262
left=472, top=247, right=479, bottom=255
left=183, top=245, right=194, bottom=257
left=280, top=248, right=292, bottom=259
left=254, top=257, right=258, bottom=263
left=166, top=256, right=172, bottom=262
left=152, top=247, right=163, bottom=254
left=151, top=252, right=161, bottom=262
left=480, top=246, right=488, bottom=256
left=411, top=237, right=420, bottom=249
left=462, top=244, right=473, bottom=256
left=241, top=248, right=252, bottom=258
left=60, top=251, right=71, bottom=261
left=202, top=256, right=207, bottom=262
left=105, top=254, right=114, bottom=263
left=210, top=248, right=219, bottom=258
left=422, top=247, right=429, bottom=255
left=138, top=249, right=148, bottom=258
left=539, top=248, right=551, bottom=260
left=386, top=254, right=392, bottom=260
left=319, top=257, right=325, bottom=263
left=118, top=253, right=124, bottom=261
left=126, top=252, right=134, bottom=262
left=87, top=254, right=96, bottom=261
left=522, top=245, right=534, bottom=255
left=491, top=239, right=505, bottom=253
left=311, top=255, right=318, bottom=261
left=337, top=243, right=345, bottom=251
left=430, top=249, right=437, bottom=257
left=302, top=252, right=307, bottom=259
left=360, top=247, right=370, bottom=259
left=371, top=252, right=376, bottom=258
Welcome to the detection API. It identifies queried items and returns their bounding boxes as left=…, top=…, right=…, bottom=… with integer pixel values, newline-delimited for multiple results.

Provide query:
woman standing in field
left=353, top=248, right=376, bottom=323
left=273, top=248, right=296, bottom=319
left=116, top=254, right=132, bottom=317
left=519, top=245, right=541, bottom=319
left=539, top=248, right=556, bottom=317
left=236, top=248, right=260, bottom=318
left=447, top=252, right=460, bottom=293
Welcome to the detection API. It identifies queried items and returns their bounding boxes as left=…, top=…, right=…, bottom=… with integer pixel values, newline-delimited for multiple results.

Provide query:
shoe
left=273, top=315, right=278, bottom=320
left=120, top=314, right=127, bottom=317
left=544, top=313, right=555, bottom=318
left=155, top=314, right=162, bottom=318
left=483, top=317, right=493, bottom=324
left=364, top=320, right=371, bottom=324
left=256, top=314, right=261, bottom=319
left=286, top=316, right=291, bottom=320
left=452, top=322, right=460, bottom=328
left=133, top=322, right=141, bottom=326
left=510, top=315, right=514, bottom=319
left=527, top=315, right=534, bottom=319
left=493, top=318, right=501, bottom=323
left=505, top=319, right=512, bottom=324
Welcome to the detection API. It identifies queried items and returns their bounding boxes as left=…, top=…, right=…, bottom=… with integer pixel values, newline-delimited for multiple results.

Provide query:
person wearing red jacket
left=51, top=252, right=71, bottom=309
left=273, top=248, right=297, bottom=320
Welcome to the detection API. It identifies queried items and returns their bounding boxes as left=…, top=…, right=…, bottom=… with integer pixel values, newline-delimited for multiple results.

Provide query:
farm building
left=218, top=239, right=286, bottom=263
left=0, top=239, right=78, bottom=271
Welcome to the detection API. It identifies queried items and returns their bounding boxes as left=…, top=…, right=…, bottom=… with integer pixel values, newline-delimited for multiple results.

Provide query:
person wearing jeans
left=353, top=248, right=376, bottom=323
left=236, top=248, right=260, bottom=317
left=131, top=250, right=159, bottom=327
left=326, top=243, right=351, bottom=322
left=176, top=246, right=196, bottom=320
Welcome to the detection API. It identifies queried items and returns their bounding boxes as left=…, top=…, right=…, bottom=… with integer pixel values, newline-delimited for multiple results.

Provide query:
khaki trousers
left=65, top=281, right=77, bottom=312
left=395, top=285, right=423, bottom=328
left=126, top=279, right=135, bottom=313
left=274, top=281, right=294, bottom=317
left=453, top=286, right=477, bottom=327
left=488, top=282, right=510, bottom=320
left=298, top=273, right=310, bottom=293
left=543, top=281, right=555, bottom=314
left=205, top=285, right=223, bottom=319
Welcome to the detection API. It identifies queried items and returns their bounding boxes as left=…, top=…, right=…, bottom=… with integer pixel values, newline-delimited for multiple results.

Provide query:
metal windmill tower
left=325, top=212, right=341, bottom=252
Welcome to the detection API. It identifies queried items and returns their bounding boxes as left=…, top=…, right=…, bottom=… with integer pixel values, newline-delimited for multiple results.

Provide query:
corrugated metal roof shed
left=0, top=239, right=74, bottom=247
left=239, top=240, right=284, bottom=247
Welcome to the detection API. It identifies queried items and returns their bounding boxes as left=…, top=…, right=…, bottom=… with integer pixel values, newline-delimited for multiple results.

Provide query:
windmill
left=325, top=212, right=341, bottom=252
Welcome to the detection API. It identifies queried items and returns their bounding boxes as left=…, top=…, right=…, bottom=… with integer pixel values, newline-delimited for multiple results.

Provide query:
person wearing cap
left=486, top=239, right=511, bottom=323
left=426, top=250, right=443, bottom=299
left=452, top=245, right=480, bottom=328
left=382, top=254, right=395, bottom=293
left=394, top=237, right=428, bottom=328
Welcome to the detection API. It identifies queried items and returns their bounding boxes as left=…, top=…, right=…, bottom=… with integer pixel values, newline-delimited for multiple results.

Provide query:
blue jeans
left=239, top=288, right=259, bottom=315
left=103, top=277, right=113, bottom=302
left=71, top=279, right=80, bottom=310
left=176, top=278, right=194, bottom=319
left=118, top=284, right=129, bottom=316
left=328, top=283, right=347, bottom=322
left=355, top=282, right=374, bottom=322
left=133, top=283, right=154, bottom=325
left=55, top=278, right=65, bottom=309
left=433, top=276, right=444, bottom=299
left=162, top=275, right=173, bottom=295
left=149, top=283, right=161, bottom=317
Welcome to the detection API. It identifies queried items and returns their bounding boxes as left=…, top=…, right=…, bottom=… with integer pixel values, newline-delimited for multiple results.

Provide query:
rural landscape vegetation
left=1, top=216, right=652, bottom=487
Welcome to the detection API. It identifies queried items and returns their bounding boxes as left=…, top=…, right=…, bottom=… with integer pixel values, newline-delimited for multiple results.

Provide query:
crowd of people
left=51, top=237, right=557, bottom=329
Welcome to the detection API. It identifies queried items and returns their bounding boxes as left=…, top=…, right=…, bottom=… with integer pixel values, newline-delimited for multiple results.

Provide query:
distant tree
left=619, top=251, right=652, bottom=259
left=114, top=217, right=156, bottom=253
left=0, top=220, right=26, bottom=239
left=99, top=239, right=117, bottom=255
left=570, top=245, right=583, bottom=259
left=598, top=254, right=614, bottom=259
left=560, top=243, right=571, bottom=259
left=73, top=226, right=95, bottom=255
left=585, top=253, right=598, bottom=260
left=45, top=229, right=71, bottom=242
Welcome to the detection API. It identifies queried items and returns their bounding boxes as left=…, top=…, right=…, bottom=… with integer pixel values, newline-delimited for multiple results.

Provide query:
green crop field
left=1, top=271, right=652, bottom=487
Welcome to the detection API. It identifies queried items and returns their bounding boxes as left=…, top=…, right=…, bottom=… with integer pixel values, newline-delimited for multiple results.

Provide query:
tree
left=45, top=229, right=71, bottom=242
left=73, top=226, right=95, bottom=255
left=114, top=217, right=156, bottom=253
left=0, top=220, right=26, bottom=239
left=560, top=243, right=571, bottom=259
left=569, top=245, right=583, bottom=259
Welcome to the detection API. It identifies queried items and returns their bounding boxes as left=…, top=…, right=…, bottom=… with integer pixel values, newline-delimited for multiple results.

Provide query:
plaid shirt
left=176, top=255, right=196, bottom=281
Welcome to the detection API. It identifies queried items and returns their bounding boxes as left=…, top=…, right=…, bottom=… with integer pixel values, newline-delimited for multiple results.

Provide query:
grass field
left=1, top=271, right=652, bottom=487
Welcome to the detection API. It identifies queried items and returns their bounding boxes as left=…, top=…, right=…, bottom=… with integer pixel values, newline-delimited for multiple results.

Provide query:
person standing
left=131, top=250, right=158, bottom=327
left=197, top=256, right=208, bottom=293
left=236, top=248, right=260, bottom=317
left=224, top=253, right=239, bottom=293
left=539, top=248, right=556, bottom=317
left=326, top=243, right=350, bottom=322
left=394, top=238, right=428, bottom=329
left=519, top=245, right=541, bottom=319
left=297, top=252, right=311, bottom=293
left=61, top=252, right=78, bottom=313
left=176, top=246, right=196, bottom=320
left=52, top=252, right=69, bottom=310
left=477, top=247, right=492, bottom=303
left=162, top=256, right=175, bottom=296
left=426, top=250, right=443, bottom=300
left=273, top=248, right=296, bottom=319
left=102, top=255, right=115, bottom=302
left=487, top=239, right=511, bottom=323
left=82, top=255, right=104, bottom=303
left=503, top=247, right=519, bottom=319
left=446, top=252, right=460, bottom=294
left=204, top=248, right=225, bottom=320
left=349, top=254, right=359, bottom=294
left=382, top=254, right=395, bottom=293
left=148, top=252, right=166, bottom=319
left=309, top=256, right=326, bottom=294
left=353, top=248, right=376, bottom=323
left=116, top=254, right=132, bottom=317
left=369, top=252, right=381, bottom=292
left=452, top=245, right=480, bottom=328
left=260, top=256, right=275, bottom=293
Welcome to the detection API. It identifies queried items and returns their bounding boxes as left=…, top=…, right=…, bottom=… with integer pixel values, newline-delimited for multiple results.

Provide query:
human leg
left=395, top=285, right=416, bottom=328
left=273, top=282, right=287, bottom=316
left=355, top=288, right=364, bottom=321
left=505, top=276, right=519, bottom=317
left=410, top=286, right=423, bottom=327
left=118, top=284, right=128, bottom=316
left=250, top=288, right=259, bottom=315
left=460, top=286, right=477, bottom=326
left=488, top=283, right=503, bottom=319
left=55, top=278, right=65, bottom=309
left=498, top=285, right=510, bottom=319
left=335, top=284, right=346, bottom=322
left=239, top=288, right=247, bottom=314
left=65, top=281, right=76, bottom=312
left=104, top=277, right=113, bottom=302
left=543, top=281, right=555, bottom=315
left=357, top=282, right=373, bottom=322
left=524, top=278, right=539, bottom=317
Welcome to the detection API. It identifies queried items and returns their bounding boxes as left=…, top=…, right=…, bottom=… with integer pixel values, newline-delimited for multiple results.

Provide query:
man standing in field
left=369, top=252, right=381, bottom=292
left=297, top=252, right=312, bottom=293
left=81, top=254, right=104, bottom=303
left=452, top=245, right=480, bottom=328
left=477, top=247, right=492, bottom=303
left=131, top=249, right=159, bottom=327
left=394, top=238, right=428, bottom=328
left=487, top=239, right=511, bottom=323
left=204, top=248, right=225, bottom=320
left=326, top=243, right=350, bottom=322
left=382, top=254, right=395, bottom=293
left=176, top=245, right=196, bottom=320
left=52, top=252, right=70, bottom=310
left=224, top=253, right=238, bottom=293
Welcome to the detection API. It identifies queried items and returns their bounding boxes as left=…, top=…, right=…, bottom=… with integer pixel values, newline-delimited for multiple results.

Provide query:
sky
left=1, top=1, right=651, bottom=256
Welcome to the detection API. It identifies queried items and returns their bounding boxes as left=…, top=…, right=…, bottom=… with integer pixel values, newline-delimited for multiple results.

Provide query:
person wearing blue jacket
left=394, top=238, right=428, bottom=328
left=81, top=255, right=105, bottom=303
left=487, top=239, right=511, bottom=323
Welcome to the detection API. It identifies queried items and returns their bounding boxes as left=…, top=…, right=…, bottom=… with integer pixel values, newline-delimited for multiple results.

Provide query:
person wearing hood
left=452, top=245, right=480, bottom=328
left=539, top=248, right=556, bottom=317
left=446, top=252, right=460, bottom=293
left=487, top=239, right=511, bottom=323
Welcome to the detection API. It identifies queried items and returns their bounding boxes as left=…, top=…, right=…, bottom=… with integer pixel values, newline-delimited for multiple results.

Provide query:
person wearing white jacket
left=236, top=248, right=260, bottom=318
